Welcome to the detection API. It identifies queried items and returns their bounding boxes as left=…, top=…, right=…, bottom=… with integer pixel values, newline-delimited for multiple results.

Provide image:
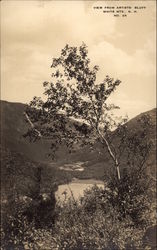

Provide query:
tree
left=104, top=114, right=153, bottom=225
left=24, top=43, right=129, bottom=180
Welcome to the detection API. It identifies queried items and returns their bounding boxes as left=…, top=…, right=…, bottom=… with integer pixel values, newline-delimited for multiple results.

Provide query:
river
left=55, top=179, right=104, bottom=201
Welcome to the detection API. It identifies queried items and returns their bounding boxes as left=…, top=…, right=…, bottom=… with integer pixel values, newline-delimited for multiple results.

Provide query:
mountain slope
left=0, top=100, right=156, bottom=177
left=0, top=100, right=103, bottom=164
left=0, top=100, right=52, bottom=162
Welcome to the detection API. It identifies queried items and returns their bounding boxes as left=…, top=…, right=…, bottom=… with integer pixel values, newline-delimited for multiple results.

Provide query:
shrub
left=1, top=196, right=35, bottom=250
left=104, top=165, right=153, bottom=228
left=53, top=187, right=152, bottom=249
left=53, top=162, right=154, bottom=250
left=23, top=192, right=56, bottom=228
left=1, top=189, right=57, bottom=249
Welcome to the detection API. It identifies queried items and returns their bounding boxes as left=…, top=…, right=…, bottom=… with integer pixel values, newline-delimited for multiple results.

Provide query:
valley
left=1, top=100, right=156, bottom=250
left=1, top=100, right=156, bottom=199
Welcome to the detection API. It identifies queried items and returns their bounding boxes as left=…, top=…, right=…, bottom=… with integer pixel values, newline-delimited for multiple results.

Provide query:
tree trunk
left=97, top=129, right=121, bottom=180
left=116, top=162, right=121, bottom=181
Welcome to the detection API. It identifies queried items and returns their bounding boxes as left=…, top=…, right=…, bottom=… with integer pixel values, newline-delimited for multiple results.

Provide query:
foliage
left=24, top=43, right=126, bottom=179
left=1, top=152, right=154, bottom=250
left=1, top=192, right=57, bottom=249
left=1, top=148, right=57, bottom=249
left=1, top=196, right=34, bottom=250
left=23, top=192, right=56, bottom=228
left=1, top=201, right=56, bottom=250
left=53, top=128, right=154, bottom=250
left=53, top=184, right=152, bottom=250
left=3, top=43, right=154, bottom=249
left=105, top=167, right=152, bottom=227
left=99, top=115, right=154, bottom=229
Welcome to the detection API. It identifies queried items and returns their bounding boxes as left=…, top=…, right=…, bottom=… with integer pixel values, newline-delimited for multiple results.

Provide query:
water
left=55, top=179, right=104, bottom=201
left=59, top=162, right=85, bottom=172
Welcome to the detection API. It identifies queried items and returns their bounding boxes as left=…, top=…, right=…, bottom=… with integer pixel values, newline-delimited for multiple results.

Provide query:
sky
left=1, top=0, right=156, bottom=119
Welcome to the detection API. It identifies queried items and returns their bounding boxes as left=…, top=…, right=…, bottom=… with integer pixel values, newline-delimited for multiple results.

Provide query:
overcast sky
left=1, top=0, right=156, bottom=119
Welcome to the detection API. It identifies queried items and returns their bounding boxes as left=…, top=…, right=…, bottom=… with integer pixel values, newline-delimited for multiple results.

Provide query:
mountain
left=123, top=108, right=155, bottom=175
left=1, top=101, right=156, bottom=250
left=1, top=145, right=38, bottom=200
left=0, top=100, right=53, bottom=162
left=0, top=100, right=92, bottom=162
left=0, top=100, right=156, bottom=178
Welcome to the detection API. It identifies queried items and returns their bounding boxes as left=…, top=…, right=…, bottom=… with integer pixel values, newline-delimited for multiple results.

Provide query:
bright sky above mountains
left=1, top=0, right=156, bottom=119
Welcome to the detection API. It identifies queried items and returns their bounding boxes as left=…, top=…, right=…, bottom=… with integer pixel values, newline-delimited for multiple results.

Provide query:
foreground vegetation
left=1, top=110, right=156, bottom=249
left=1, top=161, right=156, bottom=250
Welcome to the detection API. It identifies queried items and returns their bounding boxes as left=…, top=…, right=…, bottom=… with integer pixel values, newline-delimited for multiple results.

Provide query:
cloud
left=1, top=1, right=116, bottom=102
left=89, top=40, right=155, bottom=78
left=1, top=0, right=156, bottom=118
left=1, top=1, right=116, bottom=51
left=108, top=91, right=154, bottom=119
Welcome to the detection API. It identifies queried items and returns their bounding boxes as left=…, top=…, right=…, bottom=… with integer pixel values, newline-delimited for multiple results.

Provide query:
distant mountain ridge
left=0, top=100, right=156, bottom=171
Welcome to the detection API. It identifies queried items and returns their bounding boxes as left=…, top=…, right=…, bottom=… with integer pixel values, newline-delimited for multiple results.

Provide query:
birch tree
left=25, top=43, right=127, bottom=180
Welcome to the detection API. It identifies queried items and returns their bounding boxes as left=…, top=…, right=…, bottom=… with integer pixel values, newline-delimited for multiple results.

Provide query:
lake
left=55, top=179, right=104, bottom=201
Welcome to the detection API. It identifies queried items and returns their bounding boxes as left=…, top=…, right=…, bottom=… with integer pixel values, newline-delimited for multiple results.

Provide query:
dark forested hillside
left=0, top=100, right=156, bottom=180
left=0, top=100, right=53, bottom=162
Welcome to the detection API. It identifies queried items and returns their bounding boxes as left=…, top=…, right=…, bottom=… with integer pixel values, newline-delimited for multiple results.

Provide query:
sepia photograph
left=1, top=0, right=156, bottom=249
